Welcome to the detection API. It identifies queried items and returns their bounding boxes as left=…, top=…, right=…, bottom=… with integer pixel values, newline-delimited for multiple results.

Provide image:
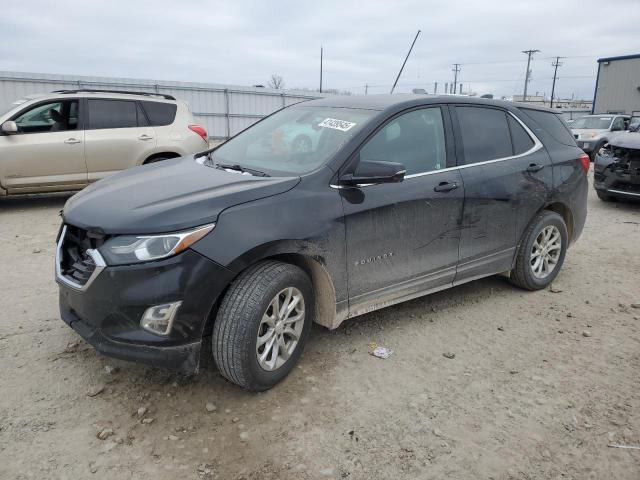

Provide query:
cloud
left=1, top=0, right=638, bottom=99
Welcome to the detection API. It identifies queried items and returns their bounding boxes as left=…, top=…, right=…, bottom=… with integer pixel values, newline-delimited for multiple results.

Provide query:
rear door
left=451, top=105, right=552, bottom=283
left=341, top=106, right=465, bottom=316
left=84, top=98, right=157, bottom=181
left=0, top=98, right=87, bottom=192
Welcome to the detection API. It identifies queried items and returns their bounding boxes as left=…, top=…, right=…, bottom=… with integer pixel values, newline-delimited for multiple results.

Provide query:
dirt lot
left=1, top=177, right=639, bottom=480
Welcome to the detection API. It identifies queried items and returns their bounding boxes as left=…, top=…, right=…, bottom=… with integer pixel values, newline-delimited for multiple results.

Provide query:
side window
left=455, top=107, right=512, bottom=164
left=141, top=101, right=177, bottom=126
left=88, top=99, right=139, bottom=129
left=507, top=115, right=535, bottom=155
left=13, top=100, right=79, bottom=134
left=611, top=117, right=625, bottom=131
left=521, top=108, right=576, bottom=146
left=359, top=107, right=446, bottom=175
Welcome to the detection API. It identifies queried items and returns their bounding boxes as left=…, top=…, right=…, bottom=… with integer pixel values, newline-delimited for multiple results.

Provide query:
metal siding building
left=0, top=71, right=328, bottom=139
left=593, top=54, right=640, bottom=115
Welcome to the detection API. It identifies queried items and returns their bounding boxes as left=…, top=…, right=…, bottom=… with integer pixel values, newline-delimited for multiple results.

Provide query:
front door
left=0, top=99, right=87, bottom=192
left=84, top=98, right=157, bottom=182
left=340, top=106, right=464, bottom=317
left=451, top=105, right=553, bottom=283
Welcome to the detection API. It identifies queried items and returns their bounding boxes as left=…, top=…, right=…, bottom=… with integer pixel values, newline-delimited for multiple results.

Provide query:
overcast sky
left=2, top=0, right=639, bottom=100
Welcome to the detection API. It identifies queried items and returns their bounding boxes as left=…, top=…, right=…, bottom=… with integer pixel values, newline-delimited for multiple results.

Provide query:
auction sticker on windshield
left=318, top=118, right=357, bottom=132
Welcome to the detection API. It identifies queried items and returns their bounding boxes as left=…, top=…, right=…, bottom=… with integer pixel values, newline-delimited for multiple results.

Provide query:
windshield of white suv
left=208, top=106, right=376, bottom=175
left=571, top=116, right=612, bottom=129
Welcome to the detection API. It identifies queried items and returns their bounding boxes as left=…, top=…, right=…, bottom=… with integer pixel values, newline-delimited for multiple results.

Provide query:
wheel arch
left=142, top=151, right=182, bottom=164
left=543, top=201, right=574, bottom=242
left=202, top=250, right=339, bottom=339
left=512, top=201, right=574, bottom=270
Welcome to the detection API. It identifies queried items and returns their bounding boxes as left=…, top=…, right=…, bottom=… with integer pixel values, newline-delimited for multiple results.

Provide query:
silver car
left=571, top=114, right=630, bottom=159
left=0, top=90, right=209, bottom=196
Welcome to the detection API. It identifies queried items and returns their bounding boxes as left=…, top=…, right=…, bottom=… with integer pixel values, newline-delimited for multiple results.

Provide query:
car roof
left=298, top=94, right=559, bottom=113
left=18, top=91, right=177, bottom=103
left=582, top=114, right=628, bottom=118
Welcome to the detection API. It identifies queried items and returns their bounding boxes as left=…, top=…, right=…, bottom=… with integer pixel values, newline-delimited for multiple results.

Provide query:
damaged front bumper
left=594, top=150, right=640, bottom=201
left=57, top=245, right=234, bottom=374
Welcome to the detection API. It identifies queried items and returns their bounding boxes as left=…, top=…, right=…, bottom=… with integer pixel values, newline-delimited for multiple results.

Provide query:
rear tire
left=509, top=211, right=568, bottom=291
left=596, top=191, right=615, bottom=202
left=212, top=261, right=314, bottom=391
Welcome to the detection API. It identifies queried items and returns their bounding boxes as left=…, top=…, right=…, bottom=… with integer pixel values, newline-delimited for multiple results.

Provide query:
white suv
left=0, top=89, right=209, bottom=195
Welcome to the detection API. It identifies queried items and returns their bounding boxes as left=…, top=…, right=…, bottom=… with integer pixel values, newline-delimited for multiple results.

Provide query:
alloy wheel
left=530, top=225, right=562, bottom=279
left=256, top=287, right=305, bottom=371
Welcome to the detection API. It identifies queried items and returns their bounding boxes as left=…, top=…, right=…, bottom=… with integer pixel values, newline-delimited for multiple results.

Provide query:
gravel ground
left=0, top=174, right=639, bottom=480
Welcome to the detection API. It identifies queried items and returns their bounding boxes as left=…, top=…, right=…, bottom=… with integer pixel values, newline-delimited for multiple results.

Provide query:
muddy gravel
left=1, top=176, right=639, bottom=479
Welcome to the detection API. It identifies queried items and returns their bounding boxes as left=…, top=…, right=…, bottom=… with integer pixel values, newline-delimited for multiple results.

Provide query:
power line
left=390, top=30, right=421, bottom=94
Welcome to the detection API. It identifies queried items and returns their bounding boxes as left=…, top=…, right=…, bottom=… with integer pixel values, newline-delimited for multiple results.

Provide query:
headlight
left=99, top=224, right=214, bottom=265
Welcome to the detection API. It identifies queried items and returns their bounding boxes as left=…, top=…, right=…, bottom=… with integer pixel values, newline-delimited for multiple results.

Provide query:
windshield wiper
left=214, top=163, right=269, bottom=177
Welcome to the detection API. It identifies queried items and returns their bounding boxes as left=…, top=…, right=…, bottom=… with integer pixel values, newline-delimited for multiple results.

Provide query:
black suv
left=56, top=95, right=588, bottom=390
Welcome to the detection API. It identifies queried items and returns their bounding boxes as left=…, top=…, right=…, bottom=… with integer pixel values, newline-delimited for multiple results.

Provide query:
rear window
left=88, top=99, right=140, bottom=129
left=507, top=115, right=535, bottom=154
left=521, top=108, right=576, bottom=146
left=141, top=101, right=177, bottom=126
left=456, top=106, right=512, bottom=164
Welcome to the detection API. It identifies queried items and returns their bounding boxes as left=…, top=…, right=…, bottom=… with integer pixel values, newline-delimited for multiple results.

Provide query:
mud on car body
left=56, top=95, right=588, bottom=390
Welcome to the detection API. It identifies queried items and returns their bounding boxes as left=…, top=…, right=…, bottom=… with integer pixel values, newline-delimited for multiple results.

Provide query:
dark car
left=56, top=95, right=589, bottom=390
left=594, top=132, right=640, bottom=202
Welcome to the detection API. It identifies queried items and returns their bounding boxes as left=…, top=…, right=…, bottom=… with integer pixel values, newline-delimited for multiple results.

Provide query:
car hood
left=607, top=132, right=640, bottom=149
left=63, top=156, right=300, bottom=234
left=571, top=128, right=607, bottom=137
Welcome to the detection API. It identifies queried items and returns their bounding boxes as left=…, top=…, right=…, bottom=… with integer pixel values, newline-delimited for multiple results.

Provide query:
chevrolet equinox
left=56, top=95, right=588, bottom=390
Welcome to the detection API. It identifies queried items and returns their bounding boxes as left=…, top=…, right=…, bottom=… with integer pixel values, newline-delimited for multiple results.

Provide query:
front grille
left=57, top=225, right=105, bottom=288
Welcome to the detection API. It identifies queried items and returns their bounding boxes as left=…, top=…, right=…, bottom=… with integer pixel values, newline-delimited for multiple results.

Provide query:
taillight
left=188, top=124, right=208, bottom=142
left=578, top=153, right=590, bottom=173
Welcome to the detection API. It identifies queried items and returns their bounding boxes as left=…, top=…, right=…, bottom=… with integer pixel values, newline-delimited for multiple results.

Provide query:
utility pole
left=522, top=49, right=540, bottom=102
left=550, top=56, right=563, bottom=108
left=434, top=82, right=438, bottom=94
left=452, top=64, right=461, bottom=94
left=319, top=46, right=323, bottom=93
left=365, top=84, right=368, bottom=95
left=390, top=30, right=421, bottom=94
left=445, top=82, right=448, bottom=94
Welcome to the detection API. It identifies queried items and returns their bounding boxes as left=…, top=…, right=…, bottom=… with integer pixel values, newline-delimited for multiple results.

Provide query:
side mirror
left=339, top=160, right=406, bottom=187
left=1, top=121, right=18, bottom=135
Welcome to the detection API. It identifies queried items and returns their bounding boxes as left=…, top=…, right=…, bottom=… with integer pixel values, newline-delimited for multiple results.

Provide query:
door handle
left=434, top=181, right=459, bottom=192
left=138, top=134, right=154, bottom=141
left=64, top=138, right=81, bottom=144
left=526, top=163, right=545, bottom=172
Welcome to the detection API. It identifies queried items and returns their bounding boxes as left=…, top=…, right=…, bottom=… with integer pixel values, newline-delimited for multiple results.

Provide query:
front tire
left=212, top=261, right=314, bottom=391
left=509, top=211, right=568, bottom=290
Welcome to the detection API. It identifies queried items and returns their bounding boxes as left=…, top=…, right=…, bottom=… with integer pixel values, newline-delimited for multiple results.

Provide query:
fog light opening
left=140, top=301, right=182, bottom=336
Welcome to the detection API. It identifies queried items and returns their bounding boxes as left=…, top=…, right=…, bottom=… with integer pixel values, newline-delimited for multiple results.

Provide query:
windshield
left=209, top=106, right=376, bottom=175
left=571, top=116, right=613, bottom=130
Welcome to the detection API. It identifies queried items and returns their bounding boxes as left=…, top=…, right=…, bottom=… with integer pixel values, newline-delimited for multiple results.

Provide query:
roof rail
left=52, top=89, right=176, bottom=100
